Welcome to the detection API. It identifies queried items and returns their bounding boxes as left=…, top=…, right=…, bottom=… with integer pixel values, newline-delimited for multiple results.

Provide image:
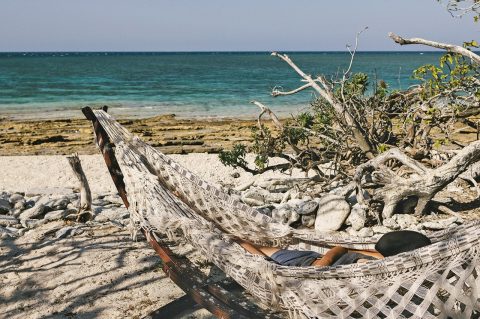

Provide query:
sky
left=0, top=0, right=478, bottom=52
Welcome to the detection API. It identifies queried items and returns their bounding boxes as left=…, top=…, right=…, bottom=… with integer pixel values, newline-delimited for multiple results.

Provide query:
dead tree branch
left=271, top=51, right=376, bottom=158
left=251, top=100, right=284, bottom=130
left=389, top=32, right=480, bottom=64
left=355, top=141, right=480, bottom=218
left=271, top=83, right=312, bottom=97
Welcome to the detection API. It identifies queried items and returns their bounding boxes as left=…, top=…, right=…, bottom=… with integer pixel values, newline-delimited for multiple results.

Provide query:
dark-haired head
left=375, top=230, right=431, bottom=257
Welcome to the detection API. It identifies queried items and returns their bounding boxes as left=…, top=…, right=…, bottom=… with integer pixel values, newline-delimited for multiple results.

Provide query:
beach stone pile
left=0, top=191, right=129, bottom=239
left=237, top=178, right=464, bottom=237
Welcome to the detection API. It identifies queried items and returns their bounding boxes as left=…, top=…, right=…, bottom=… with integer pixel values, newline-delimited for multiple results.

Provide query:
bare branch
left=251, top=100, right=284, bottom=130
left=389, top=32, right=480, bottom=64
left=271, top=51, right=376, bottom=158
left=344, top=26, right=368, bottom=78
left=271, top=83, right=312, bottom=97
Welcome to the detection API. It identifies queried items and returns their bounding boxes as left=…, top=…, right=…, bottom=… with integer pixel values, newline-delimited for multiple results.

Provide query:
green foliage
left=219, top=143, right=248, bottom=169
left=342, top=73, right=369, bottom=96
left=413, top=47, right=479, bottom=100
left=250, top=125, right=284, bottom=170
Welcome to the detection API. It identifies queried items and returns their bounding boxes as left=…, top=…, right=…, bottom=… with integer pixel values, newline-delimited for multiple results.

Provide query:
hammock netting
left=94, top=110, right=480, bottom=318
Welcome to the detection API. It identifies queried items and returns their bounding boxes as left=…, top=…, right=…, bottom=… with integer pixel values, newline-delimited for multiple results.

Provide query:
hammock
left=84, top=107, right=480, bottom=319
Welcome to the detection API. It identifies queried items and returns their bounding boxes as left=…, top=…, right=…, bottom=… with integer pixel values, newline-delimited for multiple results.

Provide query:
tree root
left=354, top=141, right=480, bottom=218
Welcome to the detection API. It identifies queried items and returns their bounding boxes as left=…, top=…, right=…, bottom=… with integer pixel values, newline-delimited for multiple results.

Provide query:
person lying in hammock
left=237, top=230, right=431, bottom=267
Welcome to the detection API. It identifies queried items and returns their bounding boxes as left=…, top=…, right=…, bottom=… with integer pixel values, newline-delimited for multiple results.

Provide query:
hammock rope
left=93, top=110, right=480, bottom=319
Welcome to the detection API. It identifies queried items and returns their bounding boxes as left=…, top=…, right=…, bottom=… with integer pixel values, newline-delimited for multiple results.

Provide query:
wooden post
left=67, top=153, right=93, bottom=222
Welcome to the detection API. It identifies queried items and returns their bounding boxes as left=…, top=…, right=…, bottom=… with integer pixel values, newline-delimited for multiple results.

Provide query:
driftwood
left=354, top=141, right=480, bottom=218
left=67, top=153, right=93, bottom=222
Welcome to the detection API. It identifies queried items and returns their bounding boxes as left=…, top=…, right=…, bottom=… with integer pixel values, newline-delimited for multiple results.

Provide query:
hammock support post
left=82, top=106, right=275, bottom=319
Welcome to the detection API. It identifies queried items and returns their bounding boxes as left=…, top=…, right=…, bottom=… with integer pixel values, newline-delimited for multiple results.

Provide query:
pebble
left=396, top=214, right=418, bottom=229
left=357, top=227, right=374, bottom=238
left=372, top=225, right=391, bottom=234
left=94, top=207, right=129, bottom=223
left=0, top=225, right=17, bottom=239
left=21, top=219, right=47, bottom=229
left=0, top=215, right=19, bottom=227
left=9, top=193, right=24, bottom=204
left=271, top=206, right=300, bottom=225
left=19, top=203, right=47, bottom=220
left=422, top=217, right=460, bottom=230
left=13, top=199, right=26, bottom=211
left=314, top=194, right=351, bottom=232
left=0, top=198, right=11, bottom=214
left=241, top=187, right=270, bottom=206
left=43, top=209, right=67, bottom=221
left=301, top=214, right=316, bottom=227
left=287, top=199, right=318, bottom=215
left=346, top=204, right=367, bottom=231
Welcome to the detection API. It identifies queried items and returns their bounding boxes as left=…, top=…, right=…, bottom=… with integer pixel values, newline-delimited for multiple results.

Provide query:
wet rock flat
left=0, top=114, right=266, bottom=156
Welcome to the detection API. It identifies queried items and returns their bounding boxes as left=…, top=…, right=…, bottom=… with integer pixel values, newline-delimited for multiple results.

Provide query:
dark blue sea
left=0, top=51, right=443, bottom=119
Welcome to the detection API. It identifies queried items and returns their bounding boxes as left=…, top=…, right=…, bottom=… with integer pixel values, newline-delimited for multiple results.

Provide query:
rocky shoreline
left=0, top=114, right=265, bottom=156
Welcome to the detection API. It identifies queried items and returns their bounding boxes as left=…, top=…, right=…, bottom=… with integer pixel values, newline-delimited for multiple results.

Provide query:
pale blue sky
left=0, top=0, right=478, bottom=51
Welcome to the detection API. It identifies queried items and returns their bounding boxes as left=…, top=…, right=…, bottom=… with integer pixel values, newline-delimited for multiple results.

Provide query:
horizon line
left=0, top=49, right=458, bottom=54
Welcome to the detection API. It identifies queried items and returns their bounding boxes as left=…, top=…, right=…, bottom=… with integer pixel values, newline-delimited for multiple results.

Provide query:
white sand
left=0, top=154, right=306, bottom=195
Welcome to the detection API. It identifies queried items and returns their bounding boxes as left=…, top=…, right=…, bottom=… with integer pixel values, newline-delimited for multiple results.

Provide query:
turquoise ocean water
left=0, top=52, right=443, bottom=119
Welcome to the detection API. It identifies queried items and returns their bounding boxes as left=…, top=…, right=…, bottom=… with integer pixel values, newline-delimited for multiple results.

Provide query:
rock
left=13, top=199, right=26, bottom=211
left=264, top=192, right=284, bottom=203
left=234, top=180, right=254, bottom=192
left=287, top=199, right=318, bottom=215
left=0, top=215, right=19, bottom=227
left=11, top=209, right=23, bottom=218
left=51, top=197, right=69, bottom=210
left=395, top=214, right=418, bottom=229
left=241, top=197, right=264, bottom=206
left=314, top=194, right=351, bottom=232
left=55, top=226, right=84, bottom=239
left=231, top=172, right=240, bottom=178
left=256, top=205, right=273, bottom=217
left=103, top=194, right=125, bottom=206
left=25, top=195, right=41, bottom=206
left=422, top=217, right=459, bottom=230
left=55, top=226, right=74, bottom=239
left=372, top=225, right=391, bottom=234
left=301, top=214, right=316, bottom=228
left=241, top=187, right=270, bottom=206
left=382, top=217, right=400, bottom=230
left=44, top=209, right=67, bottom=221
left=357, top=227, right=374, bottom=238
left=346, top=204, right=367, bottom=231
left=92, top=198, right=110, bottom=206
left=0, top=198, right=11, bottom=214
left=94, top=207, right=129, bottom=223
left=0, top=225, right=17, bottom=239
left=271, top=205, right=300, bottom=226
left=19, top=203, right=46, bottom=220
left=9, top=193, right=24, bottom=204
left=21, top=218, right=47, bottom=229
